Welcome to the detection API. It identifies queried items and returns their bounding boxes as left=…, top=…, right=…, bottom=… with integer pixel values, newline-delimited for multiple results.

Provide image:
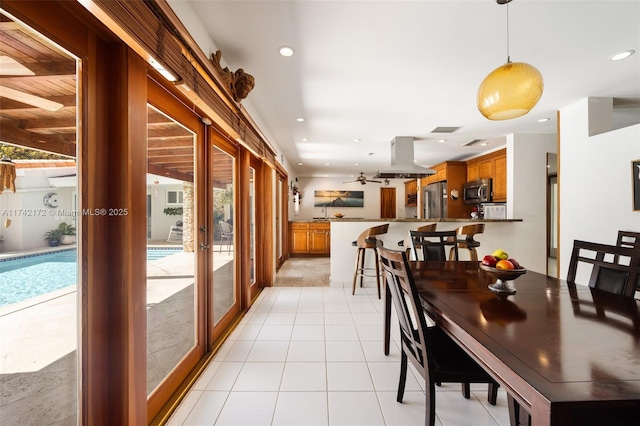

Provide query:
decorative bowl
left=479, top=263, right=527, bottom=295
left=334, top=213, right=344, bottom=218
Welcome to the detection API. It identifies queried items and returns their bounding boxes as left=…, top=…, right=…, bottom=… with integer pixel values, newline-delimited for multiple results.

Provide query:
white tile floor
left=166, top=285, right=511, bottom=426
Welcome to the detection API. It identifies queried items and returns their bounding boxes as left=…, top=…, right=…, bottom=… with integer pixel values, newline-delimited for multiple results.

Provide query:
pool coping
left=0, top=245, right=184, bottom=315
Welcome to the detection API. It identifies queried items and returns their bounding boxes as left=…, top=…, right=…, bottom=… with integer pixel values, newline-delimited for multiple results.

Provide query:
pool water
left=0, top=248, right=180, bottom=307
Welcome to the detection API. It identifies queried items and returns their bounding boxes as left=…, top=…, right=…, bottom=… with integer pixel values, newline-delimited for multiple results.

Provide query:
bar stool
left=352, top=223, right=389, bottom=299
left=448, top=223, right=485, bottom=261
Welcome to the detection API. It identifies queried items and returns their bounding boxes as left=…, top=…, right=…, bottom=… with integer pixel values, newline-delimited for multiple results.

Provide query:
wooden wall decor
left=210, top=50, right=255, bottom=102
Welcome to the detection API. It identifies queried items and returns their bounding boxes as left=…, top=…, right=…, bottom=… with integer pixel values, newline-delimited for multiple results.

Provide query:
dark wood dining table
left=383, top=261, right=640, bottom=426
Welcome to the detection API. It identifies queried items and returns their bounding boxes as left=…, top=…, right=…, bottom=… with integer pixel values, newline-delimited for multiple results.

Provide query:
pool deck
left=0, top=241, right=233, bottom=424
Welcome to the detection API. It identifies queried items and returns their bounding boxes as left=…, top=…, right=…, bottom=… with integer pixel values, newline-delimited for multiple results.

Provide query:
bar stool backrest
left=356, top=223, right=389, bottom=248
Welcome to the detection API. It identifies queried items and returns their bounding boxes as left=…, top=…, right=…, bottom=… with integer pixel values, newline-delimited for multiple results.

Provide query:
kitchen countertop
left=291, top=218, right=522, bottom=223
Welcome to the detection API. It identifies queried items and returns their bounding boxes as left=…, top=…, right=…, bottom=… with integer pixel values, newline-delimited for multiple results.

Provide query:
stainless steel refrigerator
left=423, top=182, right=447, bottom=218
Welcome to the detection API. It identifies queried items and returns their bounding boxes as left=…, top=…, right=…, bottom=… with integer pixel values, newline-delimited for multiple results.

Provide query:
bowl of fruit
left=480, top=249, right=526, bottom=295
left=334, top=213, right=344, bottom=219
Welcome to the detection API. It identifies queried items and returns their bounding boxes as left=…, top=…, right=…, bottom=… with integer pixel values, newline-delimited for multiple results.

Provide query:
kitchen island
left=317, top=218, right=538, bottom=289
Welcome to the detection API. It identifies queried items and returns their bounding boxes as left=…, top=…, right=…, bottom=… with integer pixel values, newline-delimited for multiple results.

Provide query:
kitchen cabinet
left=418, top=161, right=469, bottom=218
left=493, top=154, right=507, bottom=202
left=290, top=222, right=330, bottom=255
left=465, top=148, right=507, bottom=202
left=404, top=179, right=417, bottom=206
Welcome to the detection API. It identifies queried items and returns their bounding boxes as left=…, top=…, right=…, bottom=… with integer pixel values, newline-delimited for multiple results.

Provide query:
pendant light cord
left=506, top=1, right=511, bottom=63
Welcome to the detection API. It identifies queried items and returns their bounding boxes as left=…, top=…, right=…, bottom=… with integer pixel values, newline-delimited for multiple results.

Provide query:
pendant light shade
left=477, top=61, right=543, bottom=120
left=477, top=0, right=544, bottom=120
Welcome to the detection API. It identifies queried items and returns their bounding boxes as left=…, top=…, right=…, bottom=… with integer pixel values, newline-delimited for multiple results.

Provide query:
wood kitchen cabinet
left=290, top=222, right=330, bottom=256
left=465, top=148, right=507, bottom=202
left=418, top=161, right=469, bottom=218
left=404, top=179, right=418, bottom=206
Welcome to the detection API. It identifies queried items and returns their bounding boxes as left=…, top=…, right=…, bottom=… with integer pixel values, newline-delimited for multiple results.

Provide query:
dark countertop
left=291, top=218, right=522, bottom=223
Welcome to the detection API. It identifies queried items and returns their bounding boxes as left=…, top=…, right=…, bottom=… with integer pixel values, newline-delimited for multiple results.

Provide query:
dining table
left=383, top=260, right=640, bottom=426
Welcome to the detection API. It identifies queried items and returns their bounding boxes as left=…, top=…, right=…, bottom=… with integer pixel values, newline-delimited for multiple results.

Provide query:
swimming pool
left=0, top=248, right=181, bottom=307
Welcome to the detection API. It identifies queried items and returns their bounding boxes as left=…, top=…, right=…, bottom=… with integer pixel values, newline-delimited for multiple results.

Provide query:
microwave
left=462, top=179, right=492, bottom=205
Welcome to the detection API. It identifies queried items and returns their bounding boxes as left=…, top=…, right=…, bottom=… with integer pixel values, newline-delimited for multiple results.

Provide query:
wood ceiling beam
left=147, top=139, right=192, bottom=149
left=0, top=95, right=76, bottom=109
left=0, top=60, right=76, bottom=76
left=148, top=157, right=193, bottom=164
left=147, top=163, right=193, bottom=183
left=147, top=148, right=193, bottom=157
left=147, top=127, right=192, bottom=138
left=18, top=116, right=76, bottom=131
left=0, top=74, right=75, bottom=84
left=0, top=124, right=75, bottom=157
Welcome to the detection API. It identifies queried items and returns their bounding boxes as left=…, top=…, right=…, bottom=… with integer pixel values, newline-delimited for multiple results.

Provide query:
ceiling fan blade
left=0, top=85, right=64, bottom=112
left=367, top=180, right=382, bottom=183
left=0, top=56, right=35, bottom=76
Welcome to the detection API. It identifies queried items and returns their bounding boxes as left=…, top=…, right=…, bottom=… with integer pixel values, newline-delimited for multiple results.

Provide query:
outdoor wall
left=0, top=166, right=76, bottom=252
left=506, top=133, right=557, bottom=274
left=290, top=176, right=409, bottom=221
left=559, top=97, right=640, bottom=279
left=147, top=183, right=185, bottom=241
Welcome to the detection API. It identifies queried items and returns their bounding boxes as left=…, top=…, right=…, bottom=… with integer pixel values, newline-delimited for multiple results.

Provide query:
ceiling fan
left=343, top=172, right=382, bottom=185
left=0, top=55, right=64, bottom=112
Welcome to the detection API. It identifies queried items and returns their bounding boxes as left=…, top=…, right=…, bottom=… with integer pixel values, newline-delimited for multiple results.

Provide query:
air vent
left=462, top=139, right=485, bottom=147
left=430, top=126, right=461, bottom=133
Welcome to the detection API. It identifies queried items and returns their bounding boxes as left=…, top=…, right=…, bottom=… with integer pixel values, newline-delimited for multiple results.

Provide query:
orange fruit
left=496, top=259, right=515, bottom=270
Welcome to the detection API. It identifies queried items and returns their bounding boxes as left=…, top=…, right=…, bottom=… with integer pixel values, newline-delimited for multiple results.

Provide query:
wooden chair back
left=355, top=223, right=389, bottom=248
left=567, top=240, right=640, bottom=298
left=377, top=243, right=429, bottom=377
left=410, top=230, right=459, bottom=261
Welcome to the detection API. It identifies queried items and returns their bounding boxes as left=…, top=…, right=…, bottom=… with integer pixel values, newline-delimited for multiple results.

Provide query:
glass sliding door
left=146, top=104, right=197, bottom=395
left=0, top=11, right=79, bottom=424
left=211, top=144, right=237, bottom=327
left=249, top=166, right=256, bottom=286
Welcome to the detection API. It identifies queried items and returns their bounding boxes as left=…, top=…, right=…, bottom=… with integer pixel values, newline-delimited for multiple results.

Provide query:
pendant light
left=477, top=0, right=543, bottom=120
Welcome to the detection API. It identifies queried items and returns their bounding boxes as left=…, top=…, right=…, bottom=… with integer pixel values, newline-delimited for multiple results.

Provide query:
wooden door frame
left=146, top=75, right=207, bottom=422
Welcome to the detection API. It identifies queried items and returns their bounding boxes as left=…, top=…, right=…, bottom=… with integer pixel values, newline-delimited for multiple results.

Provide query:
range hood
left=373, top=136, right=435, bottom=179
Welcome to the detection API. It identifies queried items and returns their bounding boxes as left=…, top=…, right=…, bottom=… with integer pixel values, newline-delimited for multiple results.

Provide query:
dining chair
left=616, top=230, right=640, bottom=252
left=401, top=223, right=437, bottom=257
left=377, top=242, right=498, bottom=426
left=567, top=239, right=640, bottom=298
left=218, top=221, right=233, bottom=253
left=409, top=230, right=459, bottom=262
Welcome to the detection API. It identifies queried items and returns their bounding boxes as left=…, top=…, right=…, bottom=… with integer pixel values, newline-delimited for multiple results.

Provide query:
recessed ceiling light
left=301, top=138, right=308, bottom=141
left=480, top=142, right=488, bottom=146
left=609, top=50, right=635, bottom=61
left=354, top=163, right=359, bottom=166
left=325, top=163, right=330, bottom=166
left=353, top=138, right=361, bottom=142
left=297, top=162, right=303, bottom=166
left=438, top=139, right=446, bottom=143
left=537, top=118, right=550, bottom=122
left=279, top=46, right=294, bottom=57
left=296, top=117, right=305, bottom=122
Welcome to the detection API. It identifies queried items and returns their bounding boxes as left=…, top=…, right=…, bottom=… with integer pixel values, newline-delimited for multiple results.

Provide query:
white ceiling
left=173, top=0, right=640, bottom=179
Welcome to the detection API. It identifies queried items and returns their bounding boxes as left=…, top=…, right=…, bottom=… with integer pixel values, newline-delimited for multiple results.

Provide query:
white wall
left=507, top=133, right=557, bottom=274
left=148, top=184, right=185, bottom=241
left=559, top=98, right=640, bottom=278
left=0, top=166, right=77, bottom=252
left=290, top=176, right=411, bottom=221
